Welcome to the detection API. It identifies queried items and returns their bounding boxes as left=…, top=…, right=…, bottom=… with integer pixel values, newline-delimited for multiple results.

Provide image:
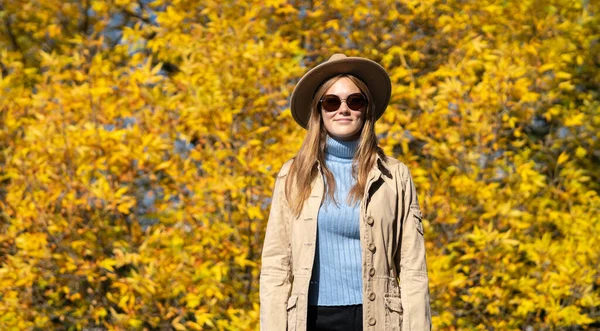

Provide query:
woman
left=260, top=54, right=431, bottom=331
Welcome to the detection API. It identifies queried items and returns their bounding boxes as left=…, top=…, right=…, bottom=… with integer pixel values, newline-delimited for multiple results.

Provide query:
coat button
left=368, top=317, right=376, bottom=326
left=366, top=216, right=374, bottom=226
left=369, top=268, right=375, bottom=277
left=369, top=292, right=376, bottom=301
left=368, top=243, right=376, bottom=252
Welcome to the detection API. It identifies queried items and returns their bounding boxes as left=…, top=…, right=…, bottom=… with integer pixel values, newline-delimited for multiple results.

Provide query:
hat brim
left=290, top=57, right=391, bottom=129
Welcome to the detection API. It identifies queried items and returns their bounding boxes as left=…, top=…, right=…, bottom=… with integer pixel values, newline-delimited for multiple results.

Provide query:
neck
left=325, top=135, right=359, bottom=160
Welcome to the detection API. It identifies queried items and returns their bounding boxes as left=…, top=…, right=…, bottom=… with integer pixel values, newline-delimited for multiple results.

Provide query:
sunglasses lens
left=321, top=95, right=341, bottom=112
left=347, top=94, right=366, bottom=110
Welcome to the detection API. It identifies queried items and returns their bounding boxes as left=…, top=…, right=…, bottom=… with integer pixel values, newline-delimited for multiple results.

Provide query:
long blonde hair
left=285, top=74, right=385, bottom=217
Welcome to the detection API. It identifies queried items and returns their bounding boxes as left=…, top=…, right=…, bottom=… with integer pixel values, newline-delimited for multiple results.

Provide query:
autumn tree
left=1, top=0, right=599, bottom=330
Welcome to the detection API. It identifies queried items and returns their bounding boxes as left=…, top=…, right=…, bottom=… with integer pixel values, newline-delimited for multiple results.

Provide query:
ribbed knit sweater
left=308, top=136, right=363, bottom=306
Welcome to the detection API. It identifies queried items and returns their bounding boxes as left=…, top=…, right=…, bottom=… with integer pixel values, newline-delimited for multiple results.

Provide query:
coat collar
left=373, top=154, right=392, bottom=179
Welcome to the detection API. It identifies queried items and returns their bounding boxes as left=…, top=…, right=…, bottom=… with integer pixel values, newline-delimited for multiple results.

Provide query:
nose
left=338, top=100, right=351, bottom=114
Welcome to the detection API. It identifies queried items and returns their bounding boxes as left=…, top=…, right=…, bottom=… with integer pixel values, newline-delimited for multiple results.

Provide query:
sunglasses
left=319, top=93, right=367, bottom=112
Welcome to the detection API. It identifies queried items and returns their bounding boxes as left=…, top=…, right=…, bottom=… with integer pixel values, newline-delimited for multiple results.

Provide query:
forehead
left=325, top=77, right=361, bottom=95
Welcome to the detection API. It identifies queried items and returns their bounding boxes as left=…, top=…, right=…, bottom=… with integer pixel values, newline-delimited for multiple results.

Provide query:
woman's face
left=320, top=77, right=365, bottom=141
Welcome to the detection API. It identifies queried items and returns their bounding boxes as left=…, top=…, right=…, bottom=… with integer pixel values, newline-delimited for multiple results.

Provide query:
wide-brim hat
left=290, top=53, right=391, bottom=129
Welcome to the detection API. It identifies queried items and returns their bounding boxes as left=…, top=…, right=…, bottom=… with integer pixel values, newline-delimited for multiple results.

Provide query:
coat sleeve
left=395, top=163, right=432, bottom=331
left=259, top=165, right=293, bottom=331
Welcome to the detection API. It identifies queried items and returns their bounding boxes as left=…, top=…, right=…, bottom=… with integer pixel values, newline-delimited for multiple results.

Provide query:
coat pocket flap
left=384, top=295, right=403, bottom=313
left=286, top=295, right=298, bottom=310
left=412, top=208, right=424, bottom=235
left=412, top=208, right=422, bottom=220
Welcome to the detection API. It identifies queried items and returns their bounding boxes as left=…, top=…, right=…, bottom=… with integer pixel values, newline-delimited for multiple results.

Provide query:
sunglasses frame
left=319, top=93, right=368, bottom=112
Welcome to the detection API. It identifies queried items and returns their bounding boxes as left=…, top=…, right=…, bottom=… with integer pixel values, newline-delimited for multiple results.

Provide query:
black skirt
left=307, top=304, right=363, bottom=331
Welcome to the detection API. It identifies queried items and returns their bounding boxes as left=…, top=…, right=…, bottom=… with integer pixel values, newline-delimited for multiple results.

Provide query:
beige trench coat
left=260, top=155, right=431, bottom=331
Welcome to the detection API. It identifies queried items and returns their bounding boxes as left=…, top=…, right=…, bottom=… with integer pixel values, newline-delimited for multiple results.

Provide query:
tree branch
left=2, top=9, right=22, bottom=54
left=80, top=0, right=91, bottom=35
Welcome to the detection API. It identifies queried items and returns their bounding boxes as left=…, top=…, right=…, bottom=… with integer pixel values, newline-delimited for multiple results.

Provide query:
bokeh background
left=1, top=0, right=599, bottom=330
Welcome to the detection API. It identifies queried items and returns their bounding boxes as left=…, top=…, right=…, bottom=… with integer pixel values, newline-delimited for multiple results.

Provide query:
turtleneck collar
left=325, top=135, right=359, bottom=162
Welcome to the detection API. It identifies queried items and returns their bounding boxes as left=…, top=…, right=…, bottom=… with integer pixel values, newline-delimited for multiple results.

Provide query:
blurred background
left=0, top=0, right=599, bottom=330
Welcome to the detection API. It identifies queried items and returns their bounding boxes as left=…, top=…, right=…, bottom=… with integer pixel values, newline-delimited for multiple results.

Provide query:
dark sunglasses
left=319, top=93, right=367, bottom=112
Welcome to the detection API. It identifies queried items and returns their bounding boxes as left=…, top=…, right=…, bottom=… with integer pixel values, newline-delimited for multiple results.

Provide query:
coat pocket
left=413, top=209, right=424, bottom=235
left=384, top=294, right=403, bottom=331
left=286, top=295, right=298, bottom=331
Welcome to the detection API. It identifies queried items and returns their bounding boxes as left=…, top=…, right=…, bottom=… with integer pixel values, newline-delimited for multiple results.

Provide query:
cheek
left=355, top=112, right=365, bottom=122
left=321, top=112, right=333, bottom=124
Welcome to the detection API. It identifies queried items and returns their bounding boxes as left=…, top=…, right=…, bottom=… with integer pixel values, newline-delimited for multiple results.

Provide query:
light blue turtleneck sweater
left=308, top=136, right=363, bottom=306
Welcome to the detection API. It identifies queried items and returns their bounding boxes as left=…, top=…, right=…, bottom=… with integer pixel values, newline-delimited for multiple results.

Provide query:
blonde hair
left=285, top=74, right=385, bottom=217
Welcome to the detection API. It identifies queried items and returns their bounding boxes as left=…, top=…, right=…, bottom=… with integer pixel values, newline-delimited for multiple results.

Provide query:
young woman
left=260, top=54, right=431, bottom=331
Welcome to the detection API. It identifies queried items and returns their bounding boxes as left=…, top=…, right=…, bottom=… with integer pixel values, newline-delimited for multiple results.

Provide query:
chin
left=332, top=130, right=361, bottom=140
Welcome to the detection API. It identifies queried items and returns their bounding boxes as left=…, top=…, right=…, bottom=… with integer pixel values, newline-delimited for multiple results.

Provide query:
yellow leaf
left=115, top=187, right=129, bottom=198
left=575, top=147, right=587, bottom=158
left=151, top=62, right=163, bottom=75
left=557, top=152, right=569, bottom=165
left=128, top=318, right=143, bottom=328
left=155, top=160, right=172, bottom=171
left=565, top=113, right=584, bottom=127
left=185, top=293, right=201, bottom=309
left=254, top=126, right=270, bottom=135
left=247, top=206, right=264, bottom=220
left=558, top=81, right=575, bottom=91
left=555, top=72, right=572, bottom=80
left=117, top=202, right=133, bottom=214
left=538, top=63, right=556, bottom=72
left=172, top=322, right=186, bottom=331
left=99, top=258, right=116, bottom=272
left=172, top=316, right=186, bottom=330
left=185, top=321, right=203, bottom=330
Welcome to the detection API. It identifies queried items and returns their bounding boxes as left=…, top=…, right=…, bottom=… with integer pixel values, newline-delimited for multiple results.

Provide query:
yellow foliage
left=0, top=0, right=598, bottom=330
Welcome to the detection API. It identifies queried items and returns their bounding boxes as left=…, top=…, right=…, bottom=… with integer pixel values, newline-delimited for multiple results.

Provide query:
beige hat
left=290, top=53, right=391, bottom=129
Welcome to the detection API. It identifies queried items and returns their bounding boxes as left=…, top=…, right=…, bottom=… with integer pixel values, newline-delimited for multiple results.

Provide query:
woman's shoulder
left=381, top=155, right=406, bottom=169
left=276, top=159, right=295, bottom=178
left=380, top=156, right=411, bottom=179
